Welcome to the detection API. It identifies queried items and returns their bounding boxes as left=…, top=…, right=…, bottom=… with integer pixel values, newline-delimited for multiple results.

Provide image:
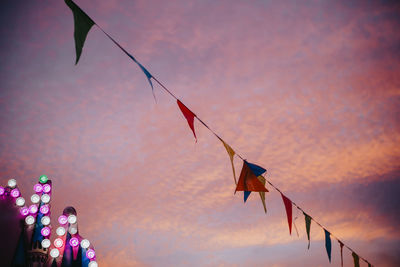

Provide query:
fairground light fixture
left=0, top=176, right=98, bottom=266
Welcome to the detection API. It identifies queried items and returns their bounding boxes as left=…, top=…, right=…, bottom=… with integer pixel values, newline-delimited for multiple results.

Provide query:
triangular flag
left=257, top=176, right=267, bottom=213
left=235, top=161, right=268, bottom=203
left=177, top=100, right=197, bottom=141
left=325, top=229, right=332, bottom=263
left=352, top=252, right=360, bottom=267
left=219, top=138, right=237, bottom=185
left=281, top=193, right=292, bottom=234
left=304, top=212, right=311, bottom=249
left=244, top=191, right=251, bottom=202
left=339, top=241, right=344, bottom=267
left=65, top=0, right=95, bottom=64
left=99, top=29, right=156, bottom=100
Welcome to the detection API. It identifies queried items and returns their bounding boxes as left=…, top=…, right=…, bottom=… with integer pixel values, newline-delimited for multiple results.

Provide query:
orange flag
left=235, top=161, right=268, bottom=194
left=177, top=100, right=197, bottom=141
left=218, top=138, right=237, bottom=185
left=257, top=175, right=267, bottom=213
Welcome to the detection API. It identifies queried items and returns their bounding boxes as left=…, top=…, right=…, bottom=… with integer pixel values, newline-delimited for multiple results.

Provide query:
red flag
left=177, top=100, right=197, bottom=141
left=235, top=161, right=268, bottom=194
left=281, top=193, right=292, bottom=234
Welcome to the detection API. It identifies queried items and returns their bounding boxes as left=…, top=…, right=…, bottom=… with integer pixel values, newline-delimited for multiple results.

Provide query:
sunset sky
left=0, top=0, right=399, bottom=266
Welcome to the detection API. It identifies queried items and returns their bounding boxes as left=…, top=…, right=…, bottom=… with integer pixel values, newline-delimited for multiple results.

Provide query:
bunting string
left=64, top=1, right=374, bottom=266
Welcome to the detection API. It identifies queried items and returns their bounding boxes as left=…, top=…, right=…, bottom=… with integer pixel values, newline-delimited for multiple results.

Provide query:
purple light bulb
left=41, top=227, right=50, bottom=237
left=0, top=186, right=4, bottom=196
left=20, top=207, right=29, bottom=216
left=69, top=237, right=79, bottom=247
left=58, top=215, right=68, bottom=225
left=42, top=184, right=51, bottom=193
left=33, top=183, right=43, bottom=193
left=86, top=249, right=95, bottom=259
left=11, top=188, right=20, bottom=198
left=40, top=204, right=50, bottom=215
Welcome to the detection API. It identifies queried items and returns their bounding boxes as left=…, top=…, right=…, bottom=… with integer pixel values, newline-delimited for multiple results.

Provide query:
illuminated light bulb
left=68, top=214, right=77, bottom=224
left=20, top=206, right=29, bottom=216
left=69, top=237, right=79, bottom=247
left=80, top=239, right=90, bottom=249
left=50, top=248, right=60, bottom=258
left=86, top=249, right=95, bottom=259
left=42, top=184, right=51, bottom=193
left=41, top=194, right=50, bottom=204
left=56, top=226, right=66, bottom=236
left=54, top=238, right=64, bottom=248
left=69, top=227, right=77, bottom=234
left=41, top=239, right=51, bottom=249
left=10, top=189, right=20, bottom=198
left=25, top=215, right=35, bottom=225
left=58, top=215, right=68, bottom=225
left=0, top=186, right=5, bottom=196
left=88, top=261, right=98, bottom=267
left=29, top=205, right=38, bottom=214
left=40, top=204, right=50, bottom=215
left=8, top=179, right=17, bottom=188
left=39, top=175, right=48, bottom=184
left=33, top=183, right=43, bottom=193
left=16, top=197, right=25, bottom=207
left=41, top=216, right=50, bottom=226
left=41, top=226, right=50, bottom=237
left=31, top=194, right=40, bottom=204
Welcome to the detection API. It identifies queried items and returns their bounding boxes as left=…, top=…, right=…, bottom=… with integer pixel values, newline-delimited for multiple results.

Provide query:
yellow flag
left=257, top=176, right=267, bottom=213
left=219, top=138, right=237, bottom=185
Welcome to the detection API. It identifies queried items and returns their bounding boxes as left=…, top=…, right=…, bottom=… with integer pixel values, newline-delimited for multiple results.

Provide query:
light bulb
left=50, top=248, right=60, bottom=258
left=8, top=179, right=17, bottom=188
left=69, top=237, right=79, bottom=247
left=41, top=216, right=50, bottom=226
left=10, top=188, right=20, bottom=198
left=20, top=207, right=29, bottom=216
left=31, top=194, right=40, bottom=204
left=41, top=226, right=50, bottom=237
left=39, top=175, right=48, bottom=184
left=68, top=214, right=77, bottom=224
left=42, top=184, right=51, bottom=193
left=56, top=227, right=66, bottom=236
left=41, top=239, right=51, bottom=248
left=80, top=239, right=90, bottom=249
left=0, top=186, right=4, bottom=195
left=58, top=215, right=68, bottom=225
left=40, top=204, right=50, bottom=215
left=41, top=194, right=50, bottom=204
left=25, top=215, right=35, bottom=225
left=69, top=227, right=77, bottom=234
left=29, top=205, right=38, bottom=214
left=86, top=249, right=95, bottom=259
left=16, top=197, right=25, bottom=207
left=54, top=238, right=64, bottom=248
left=33, top=184, right=43, bottom=193
left=88, top=261, right=98, bottom=267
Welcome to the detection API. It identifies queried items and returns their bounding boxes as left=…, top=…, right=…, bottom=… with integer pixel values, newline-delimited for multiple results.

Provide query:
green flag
left=304, top=212, right=311, bottom=249
left=352, top=252, right=360, bottom=267
left=65, top=0, right=95, bottom=64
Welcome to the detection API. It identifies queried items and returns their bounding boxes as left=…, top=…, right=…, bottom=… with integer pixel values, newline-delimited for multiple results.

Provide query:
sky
left=0, top=0, right=399, bottom=266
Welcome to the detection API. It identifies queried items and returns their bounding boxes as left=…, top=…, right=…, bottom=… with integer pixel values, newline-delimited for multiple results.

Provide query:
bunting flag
left=352, top=252, right=360, bottom=267
left=339, top=241, right=344, bottom=267
left=64, top=0, right=95, bottom=64
left=281, top=193, right=292, bottom=234
left=219, top=137, right=237, bottom=185
left=304, top=212, right=311, bottom=249
left=325, top=229, right=332, bottom=263
left=257, top=175, right=267, bottom=213
left=235, top=161, right=267, bottom=202
left=177, top=100, right=197, bottom=141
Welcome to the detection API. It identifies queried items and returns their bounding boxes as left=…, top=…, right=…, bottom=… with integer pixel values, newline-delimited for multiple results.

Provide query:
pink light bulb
left=20, top=207, right=29, bottom=216
left=0, top=186, right=4, bottom=196
left=54, top=238, right=64, bottom=248
left=11, top=188, right=20, bottom=198
left=42, top=184, right=51, bottom=193
left=58, top=215, right=68, bottom=225
left=86, top=249, right=95, bottom=259
left=29, top=205, right=38, bottom=214
left=40, top=204, right=50, bottom=215
left=69, top=237, right=79, bottom=247
left=33, top=184, right=43, bottom=193
left=41, top=227, right=50, bottom=237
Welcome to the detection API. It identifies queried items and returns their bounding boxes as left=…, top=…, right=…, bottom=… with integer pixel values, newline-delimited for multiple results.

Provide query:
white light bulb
left=50, top=248, right=60, bottom=258
left=31, top=194, right=40, bottom=204
left=88, top=261, right=98, bottom=267
left=16, top=197, right=25, bottom=207
left=81, top=239, right=90, bottom=249
left=41, top=239, right=51, bottom=248
left=25, top=215, right=35, bottom=225
left=56, top=227, right=66, bottom=236
left=68, top=214, right=77, bottom=224
left=41, top=216, right=50, bottom=226
left=41, top=194, right=50, bottom=204
left=69, top=227, right=77, bottom=234
left=8, top=179, right=17, bottom=188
